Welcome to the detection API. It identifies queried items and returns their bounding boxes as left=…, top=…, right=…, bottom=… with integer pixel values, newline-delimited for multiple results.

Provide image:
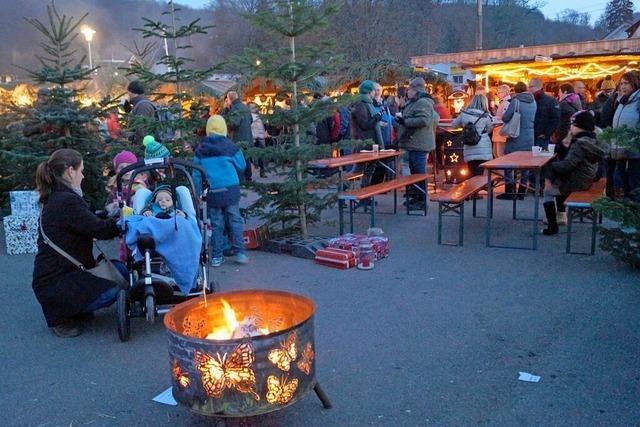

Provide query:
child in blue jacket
left=193, top=115, right=248, bottom=267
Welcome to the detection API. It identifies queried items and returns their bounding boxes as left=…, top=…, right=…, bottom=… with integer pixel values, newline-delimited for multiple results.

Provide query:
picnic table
left=481, top=151, right=554, bottom=250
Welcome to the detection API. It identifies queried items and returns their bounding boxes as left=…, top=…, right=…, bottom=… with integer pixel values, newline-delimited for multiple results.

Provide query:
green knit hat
left=143, top=135, right=170, bottom=159
left=359, top=80, right=375, bottom=95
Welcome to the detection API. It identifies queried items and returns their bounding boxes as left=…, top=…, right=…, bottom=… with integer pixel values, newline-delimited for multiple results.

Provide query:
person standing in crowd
left=433, top=95, right=451, bottom=120
left=451, top=94, right=494, bottom=177
left=249, top=103, right=268, bottom=178
left=497, top=81, right=537, bottom=200
left=529, top=78, right=560, bottom=151
left=554, top=83, right=582, bottom=146
left=612, top=70, right=640, bottom=201
left=126, top=80, right=156, bottom=144
left=541, top=111, right=605, bottom=235
left=395, top=77, right=437, bottom=209
left=594, top=76, right=616, bottom=126
left=193, top=115, right=248, bottom=267
left=33, top=149, right=123, bottom=337
left=351, top=80, right=384, bottom=189
left=493, top=84, right=511, bottom=158
left=573, top=80, right=590, bottom=109
left=223, top=91, right=253, bottom=182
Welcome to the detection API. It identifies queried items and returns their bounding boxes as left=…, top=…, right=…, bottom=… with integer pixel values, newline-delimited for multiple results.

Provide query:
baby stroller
left=115, top=157, right=213, bottom=342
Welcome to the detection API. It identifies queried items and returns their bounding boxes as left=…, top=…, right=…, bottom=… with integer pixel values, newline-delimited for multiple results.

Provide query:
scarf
left=358, top=94, right=383, bottom=145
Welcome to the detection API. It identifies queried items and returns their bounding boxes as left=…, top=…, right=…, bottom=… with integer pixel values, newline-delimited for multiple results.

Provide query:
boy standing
left=193, top=115, right=248, bottom=266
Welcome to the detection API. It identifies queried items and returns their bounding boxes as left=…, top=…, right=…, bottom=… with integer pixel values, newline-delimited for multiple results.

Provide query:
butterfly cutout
left=266, top=374, right=298, bottom=405
left=195, top=343, right=260, bottom=400
left=172, top=360, right=190, bottom=389
left=296, top=342, right=314, bottom=375
left=268, top=332, right=298, bottom=372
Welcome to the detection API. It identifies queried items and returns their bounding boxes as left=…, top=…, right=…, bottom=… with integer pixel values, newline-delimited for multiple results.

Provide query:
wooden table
left=481, top=151, right=554, bottom=250
left=308, top=150, right=403, bottom=192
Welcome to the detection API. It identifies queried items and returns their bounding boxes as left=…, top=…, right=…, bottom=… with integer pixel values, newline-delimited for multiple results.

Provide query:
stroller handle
left=115, top=158, right=209, bottom=194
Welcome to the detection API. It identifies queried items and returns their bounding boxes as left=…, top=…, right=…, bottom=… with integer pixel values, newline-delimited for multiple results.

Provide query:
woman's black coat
left=32, top=184, right=120, bottom=327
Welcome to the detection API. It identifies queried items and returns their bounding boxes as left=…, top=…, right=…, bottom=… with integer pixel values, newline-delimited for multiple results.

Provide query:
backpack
left=461, top=113, right=486, bottom=146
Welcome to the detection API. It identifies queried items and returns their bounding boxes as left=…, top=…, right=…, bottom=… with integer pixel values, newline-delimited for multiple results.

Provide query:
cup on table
left=531, top=146, right=542, bottom=156
left=547, top=143, right=556, bottom=153
left=372, top=144, right=379, bottom=153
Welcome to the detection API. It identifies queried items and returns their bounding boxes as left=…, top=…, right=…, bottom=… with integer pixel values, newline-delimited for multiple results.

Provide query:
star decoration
left=449, top=153, right=459, bottom=163
left=446, top=140, right=453, bottom=147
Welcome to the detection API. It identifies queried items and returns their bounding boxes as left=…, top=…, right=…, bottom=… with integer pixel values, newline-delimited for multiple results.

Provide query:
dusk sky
left=174, top=0, right=612, bottom=24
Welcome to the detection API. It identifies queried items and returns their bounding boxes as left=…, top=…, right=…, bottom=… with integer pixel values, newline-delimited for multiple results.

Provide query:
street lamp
left=80, top=26, right=96, bottom=70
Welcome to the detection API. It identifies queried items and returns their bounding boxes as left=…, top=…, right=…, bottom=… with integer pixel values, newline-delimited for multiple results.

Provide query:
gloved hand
left=373, top=112, right=383, bottom=122
left=395, top=116, right=405, bottom=125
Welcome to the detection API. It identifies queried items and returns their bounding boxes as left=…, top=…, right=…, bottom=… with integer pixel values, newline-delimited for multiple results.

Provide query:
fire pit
left=164, top=289, right=331, bottom=417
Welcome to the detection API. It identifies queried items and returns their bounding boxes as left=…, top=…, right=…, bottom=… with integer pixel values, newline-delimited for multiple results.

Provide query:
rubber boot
left=497, top=183, right=515, bottom=200
left=542, top=201, right=559, bottom=235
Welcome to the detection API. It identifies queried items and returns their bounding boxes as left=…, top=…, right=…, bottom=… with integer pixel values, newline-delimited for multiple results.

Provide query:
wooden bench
left=337, top=173, right=430, bottom=234
left=565, top=178, right=606, bottom=255
left=430, top=175, right=500, bottom=246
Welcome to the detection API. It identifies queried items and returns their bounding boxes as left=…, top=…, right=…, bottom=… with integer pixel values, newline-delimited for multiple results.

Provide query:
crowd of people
left=29, top=70, right=640, bottom=337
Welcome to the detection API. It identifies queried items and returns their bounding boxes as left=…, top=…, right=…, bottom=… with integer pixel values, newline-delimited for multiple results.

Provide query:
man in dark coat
left=528, top=78, right=560, bottom=150
left=224, top=91, right=254, bottom=181
left=127, top=80, right=156, bottom=144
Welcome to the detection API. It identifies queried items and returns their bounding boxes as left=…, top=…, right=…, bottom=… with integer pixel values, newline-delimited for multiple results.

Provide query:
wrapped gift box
left=314, top=247, right=357, bottom=269
left=243, top=224, right=270, bottom=250
left=10, top=191, right=40, bottom=217
left=3, top=214, right=39, bottom=255
left=327, top=233, right=390, bottom=261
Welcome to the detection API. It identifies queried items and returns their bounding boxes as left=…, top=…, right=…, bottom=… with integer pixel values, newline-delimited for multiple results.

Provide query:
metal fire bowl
left=164, top=289, right=316, bottom=417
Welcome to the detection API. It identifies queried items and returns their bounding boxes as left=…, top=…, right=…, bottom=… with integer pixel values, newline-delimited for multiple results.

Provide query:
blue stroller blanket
left=124, top=215, right=202, bottom=295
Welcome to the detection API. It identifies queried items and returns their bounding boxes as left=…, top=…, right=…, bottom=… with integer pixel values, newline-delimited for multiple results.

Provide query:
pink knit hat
left=113, top=150, right=138, bottom=170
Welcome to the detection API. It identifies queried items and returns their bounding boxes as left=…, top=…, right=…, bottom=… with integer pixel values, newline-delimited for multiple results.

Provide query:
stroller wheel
left=117, top=289, right=131, bottom=342
left=145, top=294, right=156, bottom=324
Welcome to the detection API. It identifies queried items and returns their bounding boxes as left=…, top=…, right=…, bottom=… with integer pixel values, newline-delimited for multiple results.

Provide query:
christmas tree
left=122, top=0, right=220, bottom=155
left=593, top=126, right=640, bottom=269
left=0, top=1, right=109, bottom=210
left=231, top=0, right=344, bottom=238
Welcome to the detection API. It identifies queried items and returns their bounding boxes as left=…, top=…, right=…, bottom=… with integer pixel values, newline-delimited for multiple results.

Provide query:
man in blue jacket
left=193, top=115, right=248, bottom=267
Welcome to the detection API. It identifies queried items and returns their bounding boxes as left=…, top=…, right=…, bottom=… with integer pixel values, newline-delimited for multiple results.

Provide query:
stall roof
left=410, top=38, right=640, bottom=68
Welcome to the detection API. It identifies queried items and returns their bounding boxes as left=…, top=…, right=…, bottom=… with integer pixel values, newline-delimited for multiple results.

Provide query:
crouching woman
left=33, top=149, right=122, bottom=337
left=541, top=111, right=606, bottom=235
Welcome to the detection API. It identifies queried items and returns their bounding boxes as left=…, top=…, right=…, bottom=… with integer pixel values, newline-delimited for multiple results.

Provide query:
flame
left=206, top=299, right=239, bottom=340
left=205, top=299, right=269, bottom=340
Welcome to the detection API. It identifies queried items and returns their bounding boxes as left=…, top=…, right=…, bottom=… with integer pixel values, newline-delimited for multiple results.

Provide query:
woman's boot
left=542, top=201, right=559, bottom=235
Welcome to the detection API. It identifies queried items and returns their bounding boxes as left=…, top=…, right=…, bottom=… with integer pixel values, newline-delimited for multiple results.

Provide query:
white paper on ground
left=153, top=387, right=178, bottom=405
left=518, top=372, right=541, bottom=382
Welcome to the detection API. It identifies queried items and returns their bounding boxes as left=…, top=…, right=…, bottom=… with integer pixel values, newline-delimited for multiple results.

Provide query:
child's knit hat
left=206, top=115, right=228, bottom=136
left=113, top=150, right=138, bottom=170
left=143, top=135, right=170, bottom=159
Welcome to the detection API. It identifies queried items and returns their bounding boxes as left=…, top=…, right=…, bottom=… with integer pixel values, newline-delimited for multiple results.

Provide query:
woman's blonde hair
left=467, top=94, right=489, bottom=112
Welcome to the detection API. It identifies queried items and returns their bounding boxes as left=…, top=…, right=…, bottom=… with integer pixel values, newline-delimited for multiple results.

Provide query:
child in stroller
left=115, top=158, right=212, bottom=341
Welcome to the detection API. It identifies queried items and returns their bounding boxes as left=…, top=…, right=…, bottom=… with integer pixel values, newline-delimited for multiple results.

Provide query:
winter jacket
left=250, top=113, right=266, bottom=140
left=315, top=115, right=334, bottom=145
left=492, top=96, right=511, bottom=144
left=225, top=99, right=253, bottom=145
left=451, top=108, right=494, bottom=162
left=533, top=89, right=560, bottom=139
left=373, top=98, right=394, bottom=147
left=351, top=98, right=383, bottom=144
left=555, top=93, right=582, bottom=143
left=546, top=131, right=606, bottom=194
left=32, top=184, right=120, bottom=327
left=502, top=92, right=537, bottom=154
left=599, top=91, right=619, bottom=129
left=193, top=135, right=246, bottom=208
left=612, top=89, right=640, bottom=159
left=397, top=92, right=437, bottom=152
left=129, top=95, right=156, bottom=143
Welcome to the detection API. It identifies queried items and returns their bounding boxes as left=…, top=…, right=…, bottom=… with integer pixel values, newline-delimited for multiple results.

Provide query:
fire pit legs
left=313, top=383, right=332, bottom=409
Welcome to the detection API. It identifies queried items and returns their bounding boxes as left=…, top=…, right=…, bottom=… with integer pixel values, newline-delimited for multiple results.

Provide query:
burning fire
left=206, top=299, right=269, bottom=340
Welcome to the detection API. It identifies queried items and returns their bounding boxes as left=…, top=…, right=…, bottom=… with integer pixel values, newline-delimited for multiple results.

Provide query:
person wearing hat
left=192, top=115, right=248, bottom=267
left=395, top=77, right=438, bottom=209
left=541, top=110, right=606, bottom=235
left=126, top=80, right=156, bottom=144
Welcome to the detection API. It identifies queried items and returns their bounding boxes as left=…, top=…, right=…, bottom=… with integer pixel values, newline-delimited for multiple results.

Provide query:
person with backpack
left=451, top=94, right=494, bottom=177
left=126, top=80, right=155, bottom=144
